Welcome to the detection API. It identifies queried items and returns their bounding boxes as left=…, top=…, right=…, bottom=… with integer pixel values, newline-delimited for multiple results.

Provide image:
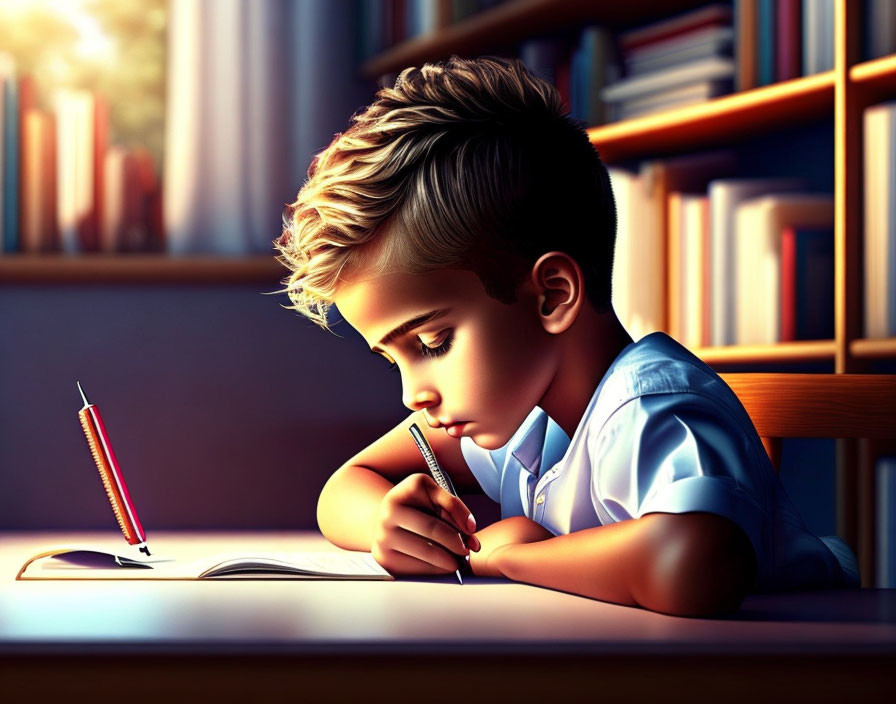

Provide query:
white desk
left=2, top=531, right=895, bottom=702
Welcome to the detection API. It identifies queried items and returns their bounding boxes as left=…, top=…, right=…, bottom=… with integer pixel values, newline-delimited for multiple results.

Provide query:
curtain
left=164, top=0, right=369, bottom=254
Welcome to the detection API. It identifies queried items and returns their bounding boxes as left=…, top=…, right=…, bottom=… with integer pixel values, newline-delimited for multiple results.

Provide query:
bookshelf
left=360, top=0, right=896, bottom=585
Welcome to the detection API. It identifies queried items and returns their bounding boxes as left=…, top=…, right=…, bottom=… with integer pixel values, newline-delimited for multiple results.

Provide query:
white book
left=625, top=26, right=734, bottom=76
left=876, top=456, right=896, bottom=589
left=602, top=56, right=734, bottom=104
left=863, top=101, right=896, bottom=339
left=680, top=194, right=708, bottom=350
left=609, top=165, right=664, bottom=342
left=55, top=88, right=95, bottom=254
left=102, top=145, right=126, bottom=253
left=734, top=193, right=834, bottom=345
left=708, top=178, right=803, bottom=346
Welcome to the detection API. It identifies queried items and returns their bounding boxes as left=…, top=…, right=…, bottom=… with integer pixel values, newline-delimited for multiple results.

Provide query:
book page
left=17, top=547, right=392, bottom=580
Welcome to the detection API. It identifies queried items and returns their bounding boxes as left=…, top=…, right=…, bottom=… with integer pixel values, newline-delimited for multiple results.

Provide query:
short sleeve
left=589, top=392, right=771, bottom=565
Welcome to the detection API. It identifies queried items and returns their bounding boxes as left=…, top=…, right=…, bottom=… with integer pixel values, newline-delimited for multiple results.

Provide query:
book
left=863, top=101, right=896, bottom=339
left=669, top=192, right=711, bottom=349
left=624, top=26, right=734, bottom=77
left=735, top=0, right=758, bottom=91
left=601, top=55, right=735, bottom=104
left=570, top=25, right=617, bottom=127
left=780, top=226, right=834, bottom=341
left=733, top=193, right=834, bottom=345
left=876, top=456, right=896, bottom=589
left=757, top=0, right=776, bottom=86
left=708, top=178, right=802, bottom=346
left=0, top=51, right=17, bottom=253
left=776, top=0, right=801, bottom=82
left=18, top=546, right=393, bottom=581
left=803, top=0, right=834, bottom=76
left=867, top=0, right=896, bottom=61
left=618, top=3, right=732, bottom=52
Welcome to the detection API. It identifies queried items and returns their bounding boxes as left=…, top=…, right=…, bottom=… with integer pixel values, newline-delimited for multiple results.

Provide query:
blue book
left=757, top=0, right=776, bottom=85
left=876, top=456, right=896, bottom=589
left=2, top=72, right=18, bottom=253
left=791, top=227, right=834, bottom=341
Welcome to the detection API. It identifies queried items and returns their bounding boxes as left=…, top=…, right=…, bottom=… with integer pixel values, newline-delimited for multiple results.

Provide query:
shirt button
left=536, top=493, right=545, bottom=505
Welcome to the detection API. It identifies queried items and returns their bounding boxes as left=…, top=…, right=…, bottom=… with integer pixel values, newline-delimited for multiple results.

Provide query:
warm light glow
left=1, top=0, right=115, bottom=61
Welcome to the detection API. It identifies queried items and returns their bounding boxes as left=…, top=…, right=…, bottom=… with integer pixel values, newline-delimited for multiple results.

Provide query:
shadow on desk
left=733, top=589, right=896, bottom=624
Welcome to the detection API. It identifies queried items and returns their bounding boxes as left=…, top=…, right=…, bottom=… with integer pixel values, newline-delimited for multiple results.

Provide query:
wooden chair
left=720, top=373, right=896, bottom=586
left=721, top=374, right=896, bottom=463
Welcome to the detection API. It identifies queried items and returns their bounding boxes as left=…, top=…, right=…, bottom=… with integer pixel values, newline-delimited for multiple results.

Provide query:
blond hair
left=275, top=55, right=616, bottom=329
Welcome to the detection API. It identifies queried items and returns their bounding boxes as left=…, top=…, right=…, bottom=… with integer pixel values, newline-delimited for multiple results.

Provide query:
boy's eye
left=419, top=330, right=454, bottom=359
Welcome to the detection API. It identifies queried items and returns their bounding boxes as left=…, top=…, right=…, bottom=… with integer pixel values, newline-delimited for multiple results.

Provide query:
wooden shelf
left=361, top=0, right=707, bottom=79
left=692, top=340, right=837, bottom=366
left=850, top=54, right=896, bottom=107
left=0, top=255, right=286, bottom=284
left=588, top=72, right=835, bottom=163
left=850, top=337, right=896, bottom=360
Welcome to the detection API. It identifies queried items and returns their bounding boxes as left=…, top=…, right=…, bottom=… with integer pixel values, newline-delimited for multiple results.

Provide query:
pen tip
left=76, top=381, right=89, bottom=406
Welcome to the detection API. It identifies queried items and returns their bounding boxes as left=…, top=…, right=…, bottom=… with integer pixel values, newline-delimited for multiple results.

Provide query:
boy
left=275, top=56, right=858, bottom=617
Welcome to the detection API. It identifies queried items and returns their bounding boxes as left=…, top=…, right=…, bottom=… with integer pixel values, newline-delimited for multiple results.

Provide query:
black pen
left=408, top=423, right=465, bottom=584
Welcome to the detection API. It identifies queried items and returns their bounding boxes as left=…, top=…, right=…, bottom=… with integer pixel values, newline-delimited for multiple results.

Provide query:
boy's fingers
left=394, top=474, right=477, bottom=535
left=391, top=505, right=469, bottom=556
left=388, top=527, right=464, bottom=573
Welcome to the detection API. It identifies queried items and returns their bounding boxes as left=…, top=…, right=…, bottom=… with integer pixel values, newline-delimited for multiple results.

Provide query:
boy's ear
left=529, top=251, right=585, bottom=334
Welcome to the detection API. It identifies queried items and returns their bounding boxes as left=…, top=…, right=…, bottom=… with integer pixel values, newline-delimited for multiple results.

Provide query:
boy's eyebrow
left=371, top=309, right=450, bottom=352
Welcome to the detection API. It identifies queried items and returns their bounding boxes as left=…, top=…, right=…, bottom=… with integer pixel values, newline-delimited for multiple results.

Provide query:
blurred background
left=1, top=1, right=893, bottom=570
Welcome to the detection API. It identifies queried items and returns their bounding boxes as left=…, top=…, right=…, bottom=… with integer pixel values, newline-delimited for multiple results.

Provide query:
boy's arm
left=473, top=512, right=756, bottom=618
left=317, top=411, right=479, bottom=552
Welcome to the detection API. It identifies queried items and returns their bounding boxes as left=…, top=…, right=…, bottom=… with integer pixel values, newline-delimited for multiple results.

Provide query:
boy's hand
left=469, top=516, right=554, bottom=578
left=372, top=473, right=482, bottom=576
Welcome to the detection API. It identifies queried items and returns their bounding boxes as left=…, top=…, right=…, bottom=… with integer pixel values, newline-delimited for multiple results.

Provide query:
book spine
left=780, top=226, right=797, bottom=341
left=757, top=0, right=776, bottom=86
left=667, top=191, right=683, bottom=343
left=776, top=0, right=801, bottom=81
left=1, top=65, right=19, bottom=253
left=736, top=0, right=758, bottom=91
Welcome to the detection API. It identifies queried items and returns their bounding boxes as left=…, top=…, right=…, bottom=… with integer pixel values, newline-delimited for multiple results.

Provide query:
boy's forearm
left=316, top=464, right=393, bottom=551
left=492, top=513, right=754, bottom=617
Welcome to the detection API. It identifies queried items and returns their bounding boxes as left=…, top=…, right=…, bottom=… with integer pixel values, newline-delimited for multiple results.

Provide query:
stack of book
left=601, top=4, right=735, bottom=123
left=864, top=100, right=896, bottom=340
left=0, top=54, right=162, bottom=255
left=610, top=153, right=837, bottom=348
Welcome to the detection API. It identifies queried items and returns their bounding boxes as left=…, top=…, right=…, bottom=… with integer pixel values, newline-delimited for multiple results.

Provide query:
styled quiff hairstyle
left=275, top=55, right=617, bottom=329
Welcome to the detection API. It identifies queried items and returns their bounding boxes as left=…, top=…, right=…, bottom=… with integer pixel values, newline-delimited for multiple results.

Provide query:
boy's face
left=333, top=267, right=558, bottom=450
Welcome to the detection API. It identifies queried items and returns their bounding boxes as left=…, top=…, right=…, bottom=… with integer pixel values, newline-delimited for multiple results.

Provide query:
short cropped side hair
left=275, top=55, right=617, bottom=329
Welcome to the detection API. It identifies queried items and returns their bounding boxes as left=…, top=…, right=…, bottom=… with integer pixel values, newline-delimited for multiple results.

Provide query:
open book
left=17, top=547, right=393, bottom=581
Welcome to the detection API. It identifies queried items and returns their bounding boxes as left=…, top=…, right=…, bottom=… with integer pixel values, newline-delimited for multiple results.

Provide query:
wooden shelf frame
left=0, top=255, right=286, bottom=285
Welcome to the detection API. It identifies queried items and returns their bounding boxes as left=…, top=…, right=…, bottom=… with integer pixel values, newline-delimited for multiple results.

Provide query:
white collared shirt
left=461, top=332, right=858, bottom=591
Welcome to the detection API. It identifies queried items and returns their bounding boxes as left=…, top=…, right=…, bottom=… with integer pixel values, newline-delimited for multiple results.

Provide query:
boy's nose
left=403, top=388, right=440, bottom=412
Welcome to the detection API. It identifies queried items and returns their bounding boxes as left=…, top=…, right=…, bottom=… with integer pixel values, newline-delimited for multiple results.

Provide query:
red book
left=87, top=93, right=109, bottom=253
left=619, top=4, right=732, bottom=52
left=776, top=0, right=801, bottom=81
left=780, top=226, right=797, bottom=340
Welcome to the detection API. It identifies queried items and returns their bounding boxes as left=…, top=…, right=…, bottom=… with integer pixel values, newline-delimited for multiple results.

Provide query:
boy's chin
left=469, top=431, right=512, bottom=452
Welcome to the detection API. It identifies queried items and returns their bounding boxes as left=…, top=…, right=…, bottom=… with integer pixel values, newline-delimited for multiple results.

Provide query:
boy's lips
left=444, top=422, right=468, bottom=438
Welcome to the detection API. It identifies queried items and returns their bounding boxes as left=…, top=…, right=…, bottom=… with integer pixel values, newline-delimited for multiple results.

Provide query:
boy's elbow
left=637, top=512, right=757, bottom=618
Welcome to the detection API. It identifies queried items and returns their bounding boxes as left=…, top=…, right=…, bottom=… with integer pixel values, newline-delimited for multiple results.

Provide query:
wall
left=0, top=282, right=410, bottom=530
